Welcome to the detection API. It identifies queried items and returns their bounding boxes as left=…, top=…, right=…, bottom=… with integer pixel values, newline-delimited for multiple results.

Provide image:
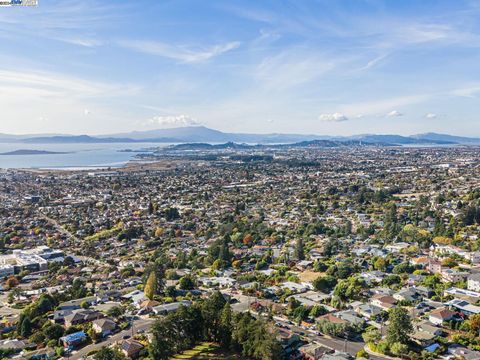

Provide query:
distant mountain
left=0, top=126, right=479, bottom=145
left=22, top=135, right=137, bottom=144
left=104, top=126, right=230, bottom=142
left=103, top=126, right=322, bottom=143
left=0, top=149, right=70, bottom=156
left=347, top=134, right=456, bottom=145
left=410, top=133, right=480, bottom=144
left=167, top=139, right=385, bottom=151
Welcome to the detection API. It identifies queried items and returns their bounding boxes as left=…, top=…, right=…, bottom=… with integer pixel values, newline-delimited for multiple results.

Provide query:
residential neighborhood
left=0, top=145, right=479, bottom=360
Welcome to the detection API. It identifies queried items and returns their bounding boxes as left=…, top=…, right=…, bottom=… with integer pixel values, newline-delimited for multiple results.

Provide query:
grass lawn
left=171, top=342, right=247, bottom=359
left=298, top=270, right=323, bottom=283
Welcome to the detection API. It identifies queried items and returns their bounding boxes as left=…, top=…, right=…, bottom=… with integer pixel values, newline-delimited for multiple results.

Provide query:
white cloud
left=55, top=37, right=103, bottom=47
left=386, top=110, right=403, bottom=117
left=318, top=112, right=349, bottom=122
left=0, top=69, right=139, bottom=99
left=84, top=109, right=91, bottom=115
left=425, top=113, right=437, bottom=119
left=117, top=40, right=240, bottom=63
left=145, top=115, right=200, bottom=128
left=255, top=51, right=334, bottom=90
left=450, top=85, right=480, bottom=98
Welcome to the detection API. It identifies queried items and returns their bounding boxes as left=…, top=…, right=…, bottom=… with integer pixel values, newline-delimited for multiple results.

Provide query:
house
left=427, top=259, right=442, bottom=274
left=64, top=309, right=103, bottom=327
left=152, top=300, right=192, bottom=315
left=319, top=352, right=353, bottom=360
left=276, top=329, right=302, bottom=358
left=447, top=344, right=480, bottom=360
left=359, top=271, right=385, bottom=285
left=410, top=257, right=429, bottom=268
left=299, top=343, right=333, bottom=360
left=394, top=288, right=421, bottom=302
left=51, top=309, right=74, bottom=324
left=138, top=300, right=160, bottom=313
left=441, top=269, right=469, bottom=283
left=467, top=273, right=480, bottom=292
left=444, top=287, right=480, bottom=303
left=0, top=339, right=31, bottom=352
left=60, top=331, right=87, bottom=349
left=120, top=339, right=144, bottom=358
left=354, top=303, right=383, bottom=320
left=335, top=310, right=364, bottom=326
left=446, top=299, right=480, bottom=316
left=411, top=330, right=436, bottom=347
left=296, top=260, right=313, bottom=270
left=58, top=296, right=96, bottom=310
left=417, top=321, right=442, bottom=337
left=92, top=318, right=116, bottom=337
left=428, top=308, right=457, bottom=325
left=370, top=294, right=396, bottom=311
left=318, top=313, right=347, bottom=325
left=407, top=274, right=425, bottom=286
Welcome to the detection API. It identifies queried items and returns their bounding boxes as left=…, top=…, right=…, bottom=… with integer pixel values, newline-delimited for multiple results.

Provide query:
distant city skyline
left=1, top=0, right=480, bottom=136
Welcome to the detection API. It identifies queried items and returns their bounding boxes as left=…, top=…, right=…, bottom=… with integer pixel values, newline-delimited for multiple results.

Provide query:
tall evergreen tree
left=294, top=237, right=305, bottom=260
left=387, top=307, right=413, bottom=345
left=144, top=271, right=157, bottom=300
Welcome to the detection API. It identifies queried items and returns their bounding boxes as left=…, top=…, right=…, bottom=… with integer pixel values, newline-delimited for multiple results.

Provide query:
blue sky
left=1, top=0, right=480, bottom=136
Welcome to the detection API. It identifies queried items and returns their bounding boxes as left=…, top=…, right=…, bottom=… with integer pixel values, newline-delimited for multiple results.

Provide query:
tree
left=144, top=271, right=157, bottom=300
left=154, top=227, right=164, bottom=237
left=107, top=306, right=125, bottom=319
left=390, top=342, right=409, bottom=358
left=468, top=314, right=480, bottom=336
left=219, top=303, right=233, bottom=348
left=179, top=275, right=195, bottom=290
left=71, top=278, right=87, bottom=299
left=5, top=276, right=19, bottom=289
left=149, top=317, right=176, bottom=360
left=362, top=327, right=381, bottom=344
left=309, top=305, right=327, bottom=318
left=333, top=277, right=365, bottom=302
left=294, top=238, right=305, bottom=261
left=383, top=202, right=399, bottom=240
left=43, top=323, right=64, bottom=341
left=386, top=307, right=413, bottom=345
left=201, top=291, right=226, bottom=342
left=19, top=317, right=32, bottom=338
left=374, top=258, right=387, bottom=271
left=63, top=256, right=75, bottom=267
left=94, top=346, right=127, bottom=360
left=81, top=300, right=90, bottom=309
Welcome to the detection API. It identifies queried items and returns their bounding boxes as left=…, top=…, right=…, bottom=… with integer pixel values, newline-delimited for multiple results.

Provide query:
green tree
left=19, top=317, right=32, bottom=338
left=149, top=317, right=176, bottom=360
left=313, top=275, right=337, bottom=292
left=107, top=306, right=125, bottom=319
left=179, top=275, right=195, bottom=290
left=294, top=238, right=305, bottom=261
left=94, top=346, right=127, bottom=360
left=144, top=271, right=157, bottom=300
left=201, top=291, right=226, bottom=342
left=390, top=342, right=409, bottom=357
left=362, top=327, right=381, bottom=344
left=219, top=302, right=233, bottom=348
left=386, top=307, right=413, bottom=345
left=43, top=323, right=64, bottom=341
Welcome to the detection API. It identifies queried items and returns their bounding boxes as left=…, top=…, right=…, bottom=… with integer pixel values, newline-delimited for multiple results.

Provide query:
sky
left=1, top=0, right=480, bottom=136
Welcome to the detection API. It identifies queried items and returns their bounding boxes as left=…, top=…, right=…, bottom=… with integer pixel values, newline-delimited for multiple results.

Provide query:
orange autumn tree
left=243, top=234, right=253, bottom=245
